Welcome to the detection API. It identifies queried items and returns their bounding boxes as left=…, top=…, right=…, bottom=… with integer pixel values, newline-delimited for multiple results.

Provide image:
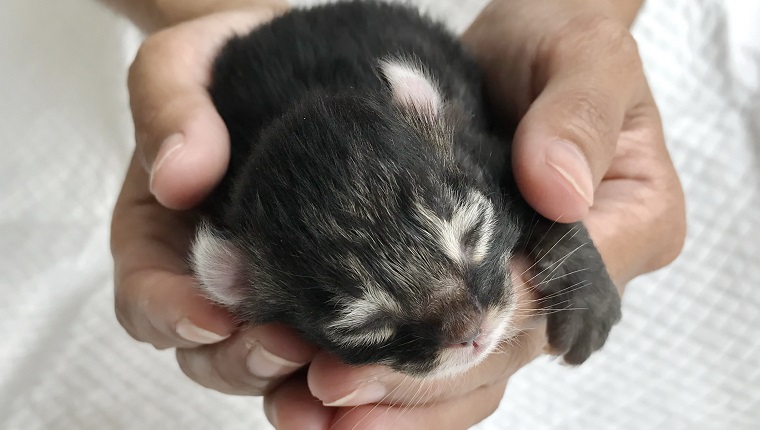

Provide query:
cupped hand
left=111, top=4, right=321, bottom=397
left=264, top=1, right=686, bottom=429
left=462, top=0, right=686, bottom=285
left=113, top=0, right=686, bottom=429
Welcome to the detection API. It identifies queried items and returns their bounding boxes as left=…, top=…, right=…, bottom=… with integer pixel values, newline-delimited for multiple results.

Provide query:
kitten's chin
left=428, top=306, right=516, bottom=379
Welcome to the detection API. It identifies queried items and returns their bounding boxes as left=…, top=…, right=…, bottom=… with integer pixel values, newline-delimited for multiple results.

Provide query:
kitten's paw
left=516, top=215, right=622, bottom=365
left=542, top=280, right=621, bottom=365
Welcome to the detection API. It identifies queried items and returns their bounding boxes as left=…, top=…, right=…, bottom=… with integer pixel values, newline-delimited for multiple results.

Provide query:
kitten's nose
left=447, top=326, right=481, bottom=348
left=443, top=312, right=484, bottom=348
left=434, top=291, right=484, bottom=348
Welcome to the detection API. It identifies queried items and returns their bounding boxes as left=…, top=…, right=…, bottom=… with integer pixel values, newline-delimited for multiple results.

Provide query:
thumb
left=511, top=20, right=643, bottom=222
left=512, top=80, right=625, bottom=222
left=127, top=10, right=279, bottom=209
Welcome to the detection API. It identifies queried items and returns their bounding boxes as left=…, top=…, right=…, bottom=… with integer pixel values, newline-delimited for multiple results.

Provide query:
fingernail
left=546, top=140, right=594, bottom=206
left=149, top=133, right=184, bottom=195
left=322, top=382, right=388, bottom=407
left=176, top=318, right=230, bottom=344
left=246, top=342, right=305, bottom=379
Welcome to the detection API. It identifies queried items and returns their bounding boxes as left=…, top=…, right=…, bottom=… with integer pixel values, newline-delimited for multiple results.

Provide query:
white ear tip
left=381, top=60, right=442, bottom=115
left=191, top=222, right=246, bottom=307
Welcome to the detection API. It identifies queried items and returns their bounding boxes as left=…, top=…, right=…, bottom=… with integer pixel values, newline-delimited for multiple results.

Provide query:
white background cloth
left=0, top=0, right=758, bottom=429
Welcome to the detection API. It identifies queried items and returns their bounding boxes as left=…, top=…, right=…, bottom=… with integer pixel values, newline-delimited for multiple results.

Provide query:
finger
left=112, top=154, right=234, bottom=348
left=127, top=10, right=279, bottom=209
left=116, top=267, right=234, bottom=349
left=511, top=17, right=645, bottom=221
left=264, top=372, right=336, bottom=430
left=176, top=324, right=318, bottom=396
left=584, top=93, right=686, bottom=285
left=329, top=378, right=509, bottom=430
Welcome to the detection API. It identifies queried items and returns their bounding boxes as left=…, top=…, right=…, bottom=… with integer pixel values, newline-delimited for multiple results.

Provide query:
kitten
left=191, top=1, right=621, bottom=378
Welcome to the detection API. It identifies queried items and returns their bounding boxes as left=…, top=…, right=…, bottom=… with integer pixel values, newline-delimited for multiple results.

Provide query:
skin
left=108, top=0, right=686, bottom=428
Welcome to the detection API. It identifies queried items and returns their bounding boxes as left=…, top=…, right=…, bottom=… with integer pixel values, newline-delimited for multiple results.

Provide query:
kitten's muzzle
left=446, top=325, right=482, bottom=348
left=441, top=311, right=484, bottom=348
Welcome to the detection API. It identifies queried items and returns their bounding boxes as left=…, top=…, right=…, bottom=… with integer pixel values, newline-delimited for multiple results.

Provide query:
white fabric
left=0, top=0, right=758, bottom=429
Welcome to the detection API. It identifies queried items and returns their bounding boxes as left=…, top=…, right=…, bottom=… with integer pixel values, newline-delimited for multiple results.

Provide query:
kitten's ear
left=190, top=222, right=247, bottom=307
left=381, top=59, right=442, bottom=118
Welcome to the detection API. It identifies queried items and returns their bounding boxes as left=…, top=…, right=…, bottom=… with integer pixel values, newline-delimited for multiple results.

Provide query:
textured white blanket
left=1, top=0, right=757, bottom=429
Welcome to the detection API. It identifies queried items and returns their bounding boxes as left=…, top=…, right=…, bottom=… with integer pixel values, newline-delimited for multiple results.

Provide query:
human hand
left=113, top=0, right=686, bottom=428
left=111, top=3, right=529, bottom=427
left=462, top=0, right=686, bottom=285
left=263, top=0, right=686, bottom=429
left=111, top=2, right=322, bottom=397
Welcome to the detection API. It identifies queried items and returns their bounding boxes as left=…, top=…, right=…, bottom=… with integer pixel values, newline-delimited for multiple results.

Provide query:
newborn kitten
left=191, top=1, right=621, bottom=378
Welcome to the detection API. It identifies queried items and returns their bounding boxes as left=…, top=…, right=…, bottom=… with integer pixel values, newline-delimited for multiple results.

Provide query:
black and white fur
left=191, top=1, right=621, bottom=377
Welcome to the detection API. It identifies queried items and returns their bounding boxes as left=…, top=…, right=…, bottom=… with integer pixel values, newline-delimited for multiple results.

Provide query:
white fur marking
left=414, top=202, right=461, bottom=264
left=414, top=193, right=496, bottom=266
left=381, top=60, right=442, bottom=116
left=336, top=325, right=396, bottom=347
left=329, top=287, right=402, bottom=332
left=461, top=193, right=495, bottom=264
left=191, top=223, right=245, bottom=307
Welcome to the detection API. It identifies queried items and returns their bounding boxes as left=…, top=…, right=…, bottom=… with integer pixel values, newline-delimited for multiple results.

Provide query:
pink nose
left=447, top=327, right=481, bottom=348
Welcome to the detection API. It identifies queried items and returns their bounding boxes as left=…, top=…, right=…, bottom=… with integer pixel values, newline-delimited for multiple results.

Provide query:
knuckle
left=600, top=19, right=642, bottom=69
left=176, top=348, right=204, bottom=383
left=114, top=292, right=140, bottom=341
left=651, top=182, right=687, bottom=270
left=128, top=29, right=197, bottom=101
left=562, top=88, right=618, bottom=156
left=176, top=348, right=232, bottom=392
left=129, top=29, right=178, bottom=81
left=113, top=290, right=131, bottom=331
left=114, top=277, right=144, bottom=342
left=585, top=16, right=640, bottom=60
left=627, top=157, right=687, bottom=274
left=207, top=346, right=244, bottom=386
left=549, top=14, right=641, bottom=68
left=113, top=271, right=174, bottom=348
left=178, top=344, right=268, bottom=396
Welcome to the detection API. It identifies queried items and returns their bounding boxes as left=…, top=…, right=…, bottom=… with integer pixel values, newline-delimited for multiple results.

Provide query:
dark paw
left=518, top=219, right=622, bottom=365
left=541, top=281, right=621, bottom=365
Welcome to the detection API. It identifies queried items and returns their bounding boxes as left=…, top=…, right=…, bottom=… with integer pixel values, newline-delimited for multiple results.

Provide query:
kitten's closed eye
left=334, top=320, right=397, bottom=348
left=417, top=191, right=496, bottom=266
left=460, top=218, right=488, bottom=261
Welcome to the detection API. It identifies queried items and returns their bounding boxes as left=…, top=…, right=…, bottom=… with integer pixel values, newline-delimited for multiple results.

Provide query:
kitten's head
left=192, top=61, right=520, bottom=378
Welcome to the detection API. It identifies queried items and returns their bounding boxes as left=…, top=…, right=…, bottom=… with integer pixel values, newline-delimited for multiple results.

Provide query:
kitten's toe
left=544, top=287, right=621, bottom=365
